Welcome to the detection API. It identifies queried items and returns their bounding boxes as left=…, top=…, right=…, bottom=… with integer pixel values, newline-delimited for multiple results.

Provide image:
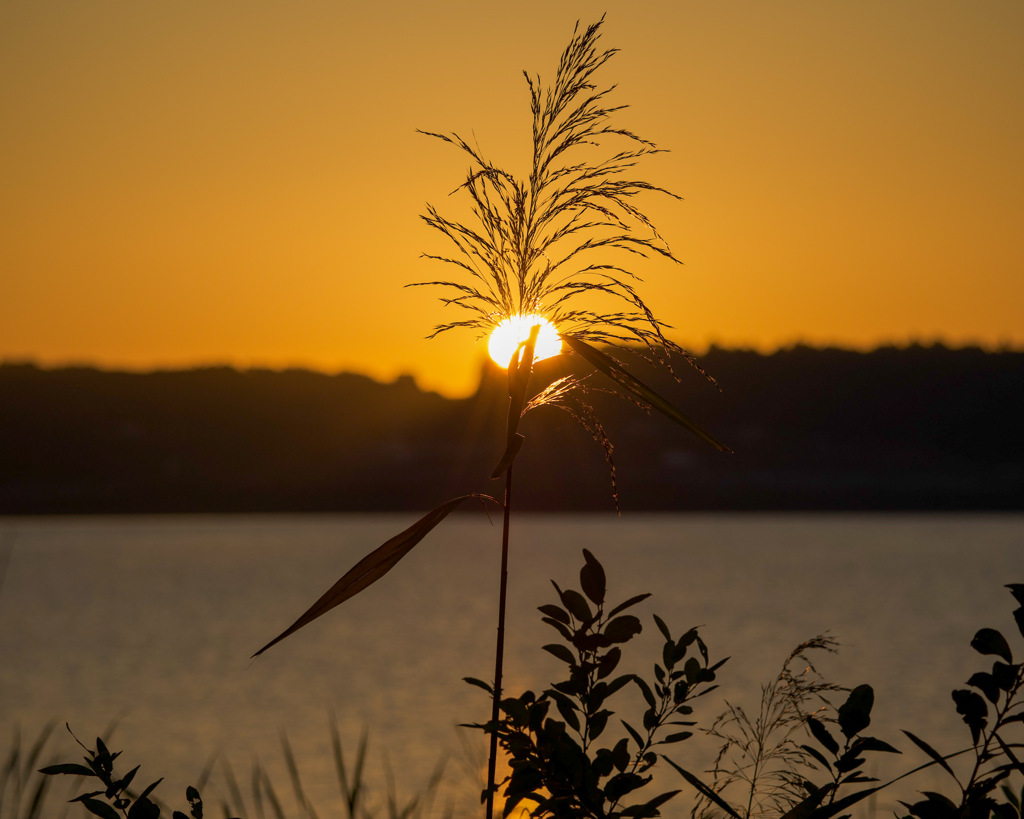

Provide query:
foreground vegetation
left=10, top=17, right=1021, bottom=819
left=20, top=556, right=1024, bottom=819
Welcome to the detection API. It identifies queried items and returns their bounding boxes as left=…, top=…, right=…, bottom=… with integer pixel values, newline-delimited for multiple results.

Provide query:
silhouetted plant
left=39, top=721, right=453, bottom=819
left=251, top=18, right=728, bottom=819
left=39, top=727, right=213, bottom=819
left=893, top=583, right=1024, bottom=819
left=461, top=549, right=725, bottom=818
left=677, top=585, right=1024, bottom=819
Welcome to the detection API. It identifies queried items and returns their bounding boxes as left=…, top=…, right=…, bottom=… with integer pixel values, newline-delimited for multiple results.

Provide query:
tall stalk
left=486, top=462, right=513, bottom=819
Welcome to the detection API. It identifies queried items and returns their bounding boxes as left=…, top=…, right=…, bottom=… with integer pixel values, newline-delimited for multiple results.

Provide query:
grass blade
left=253, top=495, right=489, bottom=656
left=902, top=730, right=958, bottom=780
left=664, top=757, right=743, bottom=819
left=561, top=333, right=731, bottom=452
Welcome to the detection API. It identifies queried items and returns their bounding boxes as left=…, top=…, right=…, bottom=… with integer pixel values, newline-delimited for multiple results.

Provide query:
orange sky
left=2, top=1, right=1021, bottom=397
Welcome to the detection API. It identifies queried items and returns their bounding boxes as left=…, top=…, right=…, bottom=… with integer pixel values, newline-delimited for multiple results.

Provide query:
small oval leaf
left=971, top=628, right=1013, bottom=663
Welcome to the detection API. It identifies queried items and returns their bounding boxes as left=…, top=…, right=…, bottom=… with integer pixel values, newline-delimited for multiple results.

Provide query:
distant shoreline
left=2, top=344, right=1021, bottom=514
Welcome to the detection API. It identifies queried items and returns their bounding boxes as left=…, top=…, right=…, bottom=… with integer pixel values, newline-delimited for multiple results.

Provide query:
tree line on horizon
left=1, top=343, right=1021, bottom=514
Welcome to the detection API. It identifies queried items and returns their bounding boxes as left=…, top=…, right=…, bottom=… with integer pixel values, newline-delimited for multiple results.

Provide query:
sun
left=488, top=314, right=563, bottom=368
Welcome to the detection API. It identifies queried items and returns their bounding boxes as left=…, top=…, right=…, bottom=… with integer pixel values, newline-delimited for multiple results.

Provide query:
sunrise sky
left=2, top=1, right=1021, bottom=396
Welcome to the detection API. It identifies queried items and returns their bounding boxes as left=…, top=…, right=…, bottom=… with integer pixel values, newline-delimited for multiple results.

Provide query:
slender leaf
left=652, top=614, right=672, bottom=642
left=901, top=730, right=958, bottom=780
left=778, top=786, right=829, bottom=819
left=253, top=495, right=490, bottom=656
left=39, top=763, right=94, bottom=777
left=663, top=758, right=743, bottom=819
left=607, top=593, right=652, bottom=618
left=561, top=334, right=731, bottom=452
left=808, top=716, right=839, bottom=755
left=543, top=643, right=577, bottom=666
left=580, top=548, right=606, bottom=605
left=463, top=676, right=494, bottom=694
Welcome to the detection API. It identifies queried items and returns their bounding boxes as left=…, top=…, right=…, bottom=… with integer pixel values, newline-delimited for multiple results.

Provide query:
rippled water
left=1, top=513, right=1021, bottom=817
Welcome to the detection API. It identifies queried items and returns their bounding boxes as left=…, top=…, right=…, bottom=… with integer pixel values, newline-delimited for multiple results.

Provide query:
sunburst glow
left=488, top=315, right=562, bottom=368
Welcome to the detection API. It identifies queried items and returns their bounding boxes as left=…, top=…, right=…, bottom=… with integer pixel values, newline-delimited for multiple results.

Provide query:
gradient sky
left=2, top=1, right=1021, bottom=396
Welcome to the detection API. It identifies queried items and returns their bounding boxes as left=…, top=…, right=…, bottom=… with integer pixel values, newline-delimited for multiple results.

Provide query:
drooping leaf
left=995, top=734, right=1024, bottom=776
left=811, top=786, right=880, bottom=819
left=837, top=684, right=874, bottom=738
left=607, top=593, right=652, bottom=618
left=777, top=784, right=829, bottom=819
left=463, top=676, right=494, bottom=694
left=252, top=495, right=490, bottom=656
left=622, top=720, right=645, bottom=749
left=543, top=643, right=577, bottom=666
left=850, top=736, right=900, bottom=755
left=561, top=333, right=731, bottom=452
left=663, top=758, right=743, bottom=819
left=807, top=716, right=839, bottom=755
left=541, top=616, right=574, bottom=641
left=580, top=548, right=606, bottom=605
left=39, top=763, right=94, bottom=777
left=538, top=604, right=571, bottom=625
left=800, top=743, right=834, bottom=771
left=902, top=730, right=957, bottom=779
left=1007, top=584, right=1024, bottom=608
left=952, top=689, right=989, bottom=745
left=972, top=628, right=1013, bottom=663
left=652, top=613, right=672, bottom=642
left=634, top=676, right=657, bottom=709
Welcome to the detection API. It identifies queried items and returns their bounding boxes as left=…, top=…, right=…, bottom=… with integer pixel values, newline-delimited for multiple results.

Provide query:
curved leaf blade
left=561, top=334, right=731, bottom=452
left=252, top=495, right=489, bottom=657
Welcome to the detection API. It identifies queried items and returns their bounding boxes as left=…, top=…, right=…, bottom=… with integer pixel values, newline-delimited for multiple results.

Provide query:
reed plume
left=413, top=16, right=716, bottom=395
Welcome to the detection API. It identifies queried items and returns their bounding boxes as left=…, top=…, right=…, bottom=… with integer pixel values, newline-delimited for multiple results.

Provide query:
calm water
left=1, top=513, right=1021, bottom=817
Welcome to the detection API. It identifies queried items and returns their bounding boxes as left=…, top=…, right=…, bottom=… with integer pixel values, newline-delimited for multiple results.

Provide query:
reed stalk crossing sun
left=251, top=17, right=729, bottom=819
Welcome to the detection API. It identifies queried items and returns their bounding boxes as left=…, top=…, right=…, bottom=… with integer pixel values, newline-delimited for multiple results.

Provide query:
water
left=0, top=513, right=1021, bottom=817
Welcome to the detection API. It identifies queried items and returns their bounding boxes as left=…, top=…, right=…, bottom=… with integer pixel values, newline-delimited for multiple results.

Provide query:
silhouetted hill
left=1, top=345, right=1021, bottom=513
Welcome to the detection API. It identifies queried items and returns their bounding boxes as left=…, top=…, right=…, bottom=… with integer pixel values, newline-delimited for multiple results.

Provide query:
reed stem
left=486, top=463, right=513, bottom=819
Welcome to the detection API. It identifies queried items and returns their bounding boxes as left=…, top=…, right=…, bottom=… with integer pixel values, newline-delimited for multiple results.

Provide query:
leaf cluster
left=897, top=584, right=1024, bottom=819
left=465, top=549, right=726, bottom=818
left=39, top=727, right=215, bottom=819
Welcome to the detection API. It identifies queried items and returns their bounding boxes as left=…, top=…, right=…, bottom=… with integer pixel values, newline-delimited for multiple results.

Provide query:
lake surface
left=1, top=513, right=1021, bottom=817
